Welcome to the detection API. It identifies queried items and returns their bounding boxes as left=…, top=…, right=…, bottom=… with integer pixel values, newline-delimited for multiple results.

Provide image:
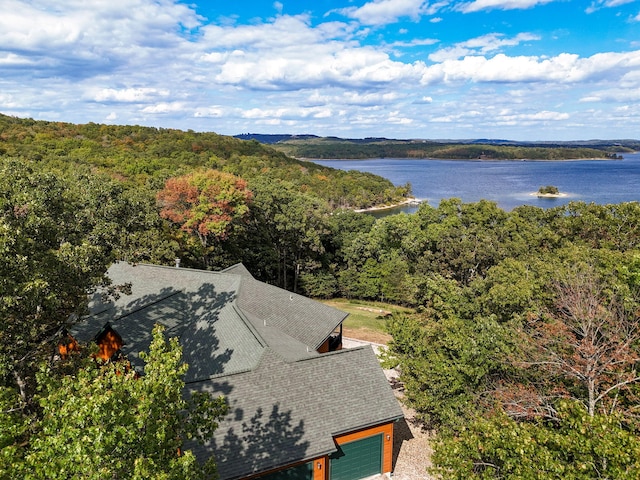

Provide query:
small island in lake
left=534, top=185, right=567, bottom=198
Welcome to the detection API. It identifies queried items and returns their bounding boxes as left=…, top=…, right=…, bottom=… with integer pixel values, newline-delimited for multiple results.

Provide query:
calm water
left=312, top=152, right=640, bottom=212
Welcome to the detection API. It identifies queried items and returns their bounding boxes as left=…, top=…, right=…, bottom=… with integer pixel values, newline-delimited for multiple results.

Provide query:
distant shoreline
left=354, top=198, right=421, bottom=213
left=531, top=192, right=569, bottom=198
left=306, top=156, right=619, bottom=162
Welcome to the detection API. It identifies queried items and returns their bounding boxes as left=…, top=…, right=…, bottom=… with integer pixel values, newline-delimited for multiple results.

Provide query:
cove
left=312, top=152, right=640, bottom=213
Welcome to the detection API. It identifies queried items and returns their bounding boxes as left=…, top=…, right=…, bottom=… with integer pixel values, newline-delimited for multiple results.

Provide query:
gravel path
left=342, top=338, right=435, bottom=479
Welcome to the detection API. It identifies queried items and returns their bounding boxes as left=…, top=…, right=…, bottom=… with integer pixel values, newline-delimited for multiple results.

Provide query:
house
left=71, top=262, right=404, bottom=480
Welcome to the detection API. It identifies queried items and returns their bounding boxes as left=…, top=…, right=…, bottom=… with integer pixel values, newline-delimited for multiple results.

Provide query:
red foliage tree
left=157, top=169, right=252, bottom=250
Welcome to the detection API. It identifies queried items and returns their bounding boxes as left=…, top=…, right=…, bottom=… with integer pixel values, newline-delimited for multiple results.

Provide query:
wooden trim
left=58, top=332, right=80, bottom=359
left=241, top=422, right=395, bottom=479
left=317, top=339, right=330, bottom=353
left=314, top=457, right=327, bottom=480
left=95, top=327, right=123, bottom=361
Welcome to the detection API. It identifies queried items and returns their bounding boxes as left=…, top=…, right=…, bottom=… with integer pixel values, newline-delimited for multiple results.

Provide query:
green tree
left=239, top=177, right=330, bottom=291
left=17, top=325, right=227, bottom=480
left=538, top=185, right=559, bottom=195
left=71, top=174, right=178, bottom=264
left=298, top=271, right=338, bottom=298
left=0, top=160, right=113, bottom=405
left=431, top=402, right=640, bottom=479
left=416, top=199, right=508, bottom=285
left=383, top=307, right=515, bottom=428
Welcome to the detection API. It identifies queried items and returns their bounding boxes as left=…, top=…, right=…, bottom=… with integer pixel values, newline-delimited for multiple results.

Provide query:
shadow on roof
left=214, top=403, right=309, bottom=478
left=82, top=281, right=241, bottom=381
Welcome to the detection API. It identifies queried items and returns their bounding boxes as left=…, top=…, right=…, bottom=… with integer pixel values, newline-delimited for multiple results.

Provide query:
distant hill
left=234, top=133, right=320, bottom=144
left=239, top=134, right=639, bottom=160
left=236, top=133, right=640, bottom=150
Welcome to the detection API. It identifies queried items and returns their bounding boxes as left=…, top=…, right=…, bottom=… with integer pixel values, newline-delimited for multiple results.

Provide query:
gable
left=236, top=276, right=347, bottom=350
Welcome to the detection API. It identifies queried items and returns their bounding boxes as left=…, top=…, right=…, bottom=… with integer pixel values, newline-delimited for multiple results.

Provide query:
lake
left=312, top=152, right=640, bottom=213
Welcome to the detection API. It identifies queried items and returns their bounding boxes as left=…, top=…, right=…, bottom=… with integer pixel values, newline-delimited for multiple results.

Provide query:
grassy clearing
left=321, top=298, right=413, bottom=344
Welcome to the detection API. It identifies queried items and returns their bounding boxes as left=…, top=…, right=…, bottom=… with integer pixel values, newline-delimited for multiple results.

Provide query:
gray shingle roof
left=74, top=262, right=265, bottom=379
left=235, top=276, right=348, bottom=350
left=188, top=346, right=403, bottom=480
left=73, top=262, right=402, bottom=479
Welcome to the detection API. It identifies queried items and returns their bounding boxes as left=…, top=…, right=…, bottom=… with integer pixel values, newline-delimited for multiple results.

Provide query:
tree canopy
left=6, top=325, right=227, bottom=479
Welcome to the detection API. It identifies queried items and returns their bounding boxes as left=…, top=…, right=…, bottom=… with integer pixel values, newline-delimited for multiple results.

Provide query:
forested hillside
left=0, top=114, right=408, bottom=209
left=0, top=114, right=409, bottom=477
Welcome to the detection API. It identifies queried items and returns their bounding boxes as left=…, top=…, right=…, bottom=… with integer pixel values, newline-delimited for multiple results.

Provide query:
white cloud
left=212, top=38, right=428, bottom=90
left=343, top=91, right=402, bottom=105
left=0, top=1, right=201, bottom=75
left=239, top=106, right=331, bottom=121
left=429, top=33, right=540, bottom=61
left=587, top=0, right=636, bottom=13
left=141, top=102, right=186, bottom=114
left=387, top=111, right=413, bottom=124
left=313, top=109, right=334, bottom=118
left=194, top=107, right=225, bottom=118
left=390, top=38, right=440, bottom=48
left=421, top=50, right=640, bottom=84
left=580, top=96, right=603, bottom=102
left=0, top=0, right=639, bottom=140
left=580, top=87, right=640, bottom=103
left=430, top=108, right=568, bottom=127
left=0, top=93, right=19, bottom=108
left=337, top=0, right=430, bottom=25
left=458, top=0, right=555, bottom=13
left=92, top=88, right=170, bottom=103
left=605, top=0, right=638, bottom=7
left=519, top=110, right=570, bottom=121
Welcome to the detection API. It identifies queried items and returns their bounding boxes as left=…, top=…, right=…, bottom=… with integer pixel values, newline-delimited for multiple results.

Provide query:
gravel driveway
left=342, top=338, right=435, bottom=479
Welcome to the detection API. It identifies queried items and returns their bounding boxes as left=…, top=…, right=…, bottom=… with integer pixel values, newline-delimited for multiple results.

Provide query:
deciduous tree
left=157, top=169, right=252, bottom=267
left=431, top=401, right=640, bottom=480
left=12, top=325, right=226, bottom=479
left=523, top=266, right=640, bottom=417
left=0, top=160, right=113, bottom=405
left=238, top=177, right=330, bottom=291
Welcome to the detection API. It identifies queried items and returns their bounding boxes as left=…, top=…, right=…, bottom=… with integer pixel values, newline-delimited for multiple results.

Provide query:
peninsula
left=236, top=134, right=638, bottom=161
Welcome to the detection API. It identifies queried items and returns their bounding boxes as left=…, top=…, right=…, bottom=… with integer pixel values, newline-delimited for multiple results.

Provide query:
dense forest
left=250, top=134, right=638, bottom=160
left=0, top=114, right=409, bottom=210
left=3, top=113, right=640, bottom=478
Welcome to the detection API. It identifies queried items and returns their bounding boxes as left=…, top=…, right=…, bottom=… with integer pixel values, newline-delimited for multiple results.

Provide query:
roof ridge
left=111, top=289, right=184, bottom=323
left=287, top=344, right=374, bottom=364
left=115, top=260, right=230, bottom=276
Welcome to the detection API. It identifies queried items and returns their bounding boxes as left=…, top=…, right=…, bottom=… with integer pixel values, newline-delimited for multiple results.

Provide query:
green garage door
left=329, top=434, right=383, bottom=480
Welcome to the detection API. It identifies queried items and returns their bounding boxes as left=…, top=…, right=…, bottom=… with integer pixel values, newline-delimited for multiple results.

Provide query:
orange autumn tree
left=157, top=169, right=252, bottom=265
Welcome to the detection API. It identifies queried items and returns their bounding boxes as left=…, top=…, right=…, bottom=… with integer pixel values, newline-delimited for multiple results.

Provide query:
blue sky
left=1, top=1, right=639, bottom=140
